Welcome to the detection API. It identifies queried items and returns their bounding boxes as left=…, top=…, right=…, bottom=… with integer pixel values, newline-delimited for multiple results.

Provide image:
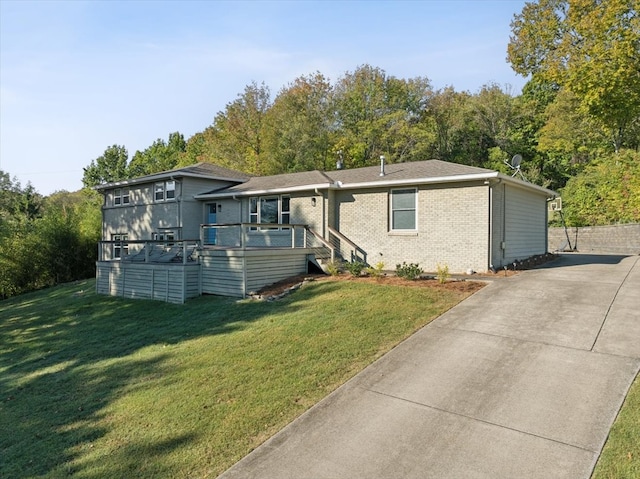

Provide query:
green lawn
left=591, top=374, right=640, bottom=479
left=1, top=277, right=475, bottom=478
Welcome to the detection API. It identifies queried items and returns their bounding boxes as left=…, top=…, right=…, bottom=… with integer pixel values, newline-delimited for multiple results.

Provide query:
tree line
left=0, top=173, right=101, bottom=298
left=2, top=0, right=638, bottom=298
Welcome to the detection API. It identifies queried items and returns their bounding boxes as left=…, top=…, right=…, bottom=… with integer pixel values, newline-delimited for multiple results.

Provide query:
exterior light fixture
left=311, top=197, right=317, bottom=207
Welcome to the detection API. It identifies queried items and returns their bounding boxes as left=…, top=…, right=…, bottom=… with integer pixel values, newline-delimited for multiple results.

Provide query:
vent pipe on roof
left=380, top=156, right=385, bottom=176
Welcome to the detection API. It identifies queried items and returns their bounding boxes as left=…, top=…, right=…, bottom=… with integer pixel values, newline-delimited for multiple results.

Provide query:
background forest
left=1, top=0, right=638, bottom=298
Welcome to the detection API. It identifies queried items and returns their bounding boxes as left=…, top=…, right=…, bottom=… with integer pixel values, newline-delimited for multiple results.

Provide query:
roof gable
left=199, top=170, right=333, bottom=196
left=94, top=162, right=251, bottom=190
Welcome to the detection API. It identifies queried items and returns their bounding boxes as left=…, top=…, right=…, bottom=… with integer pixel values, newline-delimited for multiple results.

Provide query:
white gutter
left=193, top=172, right=557, bottom=200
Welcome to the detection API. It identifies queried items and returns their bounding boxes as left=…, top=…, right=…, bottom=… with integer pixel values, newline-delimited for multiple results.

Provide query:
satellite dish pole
left=504, top=154, right=526, bottom=181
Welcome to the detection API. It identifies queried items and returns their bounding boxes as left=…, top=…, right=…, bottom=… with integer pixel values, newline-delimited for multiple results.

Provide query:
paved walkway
left=219, top=254, right=640, bottom=479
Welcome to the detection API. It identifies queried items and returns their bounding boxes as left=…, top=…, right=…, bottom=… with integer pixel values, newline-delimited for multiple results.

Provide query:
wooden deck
left=96, top=247, right=318, bottom=303
left=95, top=224, right=331, bottom=303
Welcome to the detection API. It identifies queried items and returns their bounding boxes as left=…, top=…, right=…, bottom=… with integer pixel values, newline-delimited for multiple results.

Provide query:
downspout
left=314, top=187, right=326, bottom=238
left=175, top=177, right=182, bottom=240
left=487, top=180, right=493, bottom=272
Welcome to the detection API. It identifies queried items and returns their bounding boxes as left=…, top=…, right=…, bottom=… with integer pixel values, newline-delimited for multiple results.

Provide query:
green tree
left=209, top=81, right=272, bottom=175
left=82, top=145, right=129, bottom=188
left=0, top=182, right=99, bottom=299
left=262, top=72, right=334, bottom=173
left=0, top=171, right=43, bottom=230
left=560, top=149, right=640, bottom=226
left=332, top=65, right=432, bottom=168
left=508, top=0, right=640, bottom=150
left=128, top=132, right=187, bottom=177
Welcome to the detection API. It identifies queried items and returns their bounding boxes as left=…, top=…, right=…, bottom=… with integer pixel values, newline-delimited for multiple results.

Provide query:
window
left=155, top=182, right=165, bottom=201
left=249, top=196, right=290, bottom=230
left=281, top=196, right=290, bottom=229
left=114, top=188, right=130, bottom=206
left=112, top=233, right=129, bottom=258
left=155, top=181, right=176, bottom=202
left=390, top=189, right=417, bottom=231
left=166, top=180, right=176, bottom=200
left=153, top=231, right=175, bottom=245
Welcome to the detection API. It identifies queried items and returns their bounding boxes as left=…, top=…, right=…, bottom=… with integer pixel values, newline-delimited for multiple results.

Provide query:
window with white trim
left=112, top=233, right=129, bottom=258
left=166, top=180, right=176, bottom=200
left=390, top=188, right=417, bottom=231
left=153, top=231, right=175, bottom=245
left=249, top=196, right=290, bottom=230
left=154, top=181, right=176, bottom=202
left=155, top=182, right=165, bottom=201
left=114, top=188, right=130, bottom=206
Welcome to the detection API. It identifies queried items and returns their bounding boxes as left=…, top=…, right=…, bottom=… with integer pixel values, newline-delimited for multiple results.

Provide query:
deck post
left=241, top=224, right=247, bottom=250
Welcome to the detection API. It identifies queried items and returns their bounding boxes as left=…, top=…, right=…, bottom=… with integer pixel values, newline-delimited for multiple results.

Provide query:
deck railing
left=201, top=223, right=335, bottom=258
left=97, top=239, right=201, bottom=264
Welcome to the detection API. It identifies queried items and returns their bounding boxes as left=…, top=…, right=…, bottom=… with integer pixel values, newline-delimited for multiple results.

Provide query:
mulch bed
left=253, top=253, right=558, bottom=300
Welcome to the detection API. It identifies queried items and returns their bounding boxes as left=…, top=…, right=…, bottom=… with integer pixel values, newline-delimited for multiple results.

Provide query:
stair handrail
left=305, top=227, right=336, bottom=262
left=327, top=226, right=367, bottom=264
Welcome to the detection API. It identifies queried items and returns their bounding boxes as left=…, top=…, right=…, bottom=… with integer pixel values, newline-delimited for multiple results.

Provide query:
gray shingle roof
left=326, top=160, right=493, bottom=184
left=196, top=160, right=497, bottom=198
left=95, top=162, right=252, bottom=190
left=173, top=162, right=253, bottom=181
left=199, top=169, right=333, bottom=195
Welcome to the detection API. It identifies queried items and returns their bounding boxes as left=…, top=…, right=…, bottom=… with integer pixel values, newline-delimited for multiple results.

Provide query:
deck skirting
left=199, top=248, right=313, bottom=297
left=96, top=261, right=201, bottom=304
left=96, top=247, right=314, bottom=303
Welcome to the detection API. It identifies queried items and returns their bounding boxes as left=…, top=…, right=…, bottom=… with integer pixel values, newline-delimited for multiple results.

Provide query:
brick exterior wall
left=334, top=183, right=490, bottom=274
left=548, top=224, right=640, bottom=255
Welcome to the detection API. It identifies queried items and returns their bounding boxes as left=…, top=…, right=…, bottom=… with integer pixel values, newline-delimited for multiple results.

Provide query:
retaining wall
left=548, top=224, right=640, bottom=255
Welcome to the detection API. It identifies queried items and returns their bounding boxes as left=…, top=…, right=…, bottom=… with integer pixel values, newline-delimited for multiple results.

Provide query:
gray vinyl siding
left=102, top=178, right=237, bottom=241
left=490, top=183, right=505, bottom=269
left=181, top=178, right=238, bottom=239
left=502, top=184, right=548, bottom=264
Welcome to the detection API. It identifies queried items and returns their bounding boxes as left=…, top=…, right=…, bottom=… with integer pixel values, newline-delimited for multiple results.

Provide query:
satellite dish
left=503, top=153, right=527, bottom=181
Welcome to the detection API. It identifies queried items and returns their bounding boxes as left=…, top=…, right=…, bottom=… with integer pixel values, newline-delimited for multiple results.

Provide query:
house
left=95, top=159, right=556, bottom=302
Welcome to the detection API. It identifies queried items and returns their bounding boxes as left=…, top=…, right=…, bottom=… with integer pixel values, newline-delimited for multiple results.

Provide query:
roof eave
left=94, top=172, right=250, bottom=191
left=194, top=182, right=333, bottom=199
left=332, top=172, right=502, bottom=190
left=495, top=173, right=558, bottom=197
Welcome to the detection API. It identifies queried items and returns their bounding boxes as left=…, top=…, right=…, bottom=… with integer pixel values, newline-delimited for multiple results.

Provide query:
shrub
left=344, top=260, right=366, bottom=277
left=366, top=261, right=385, bottom=279
left=395, top=262, right=423, bottom=280
left=436, top=263, right=450, bottom=284
left=325, top=260, right=342, bottom=276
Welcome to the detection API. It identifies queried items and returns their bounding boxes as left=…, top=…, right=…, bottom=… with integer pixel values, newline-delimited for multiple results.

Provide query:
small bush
left=395, top=262, right=423, bottom=280
left=366, top=261, right=385, bottom=279
left=436, top=263, right=450, bottom=284
left=326, top=260, right=342, bottom=276
left=344, top=261, right=366, bottom=277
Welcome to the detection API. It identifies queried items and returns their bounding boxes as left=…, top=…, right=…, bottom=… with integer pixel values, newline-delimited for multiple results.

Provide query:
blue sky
left=0, top=0, right=528, bottom=195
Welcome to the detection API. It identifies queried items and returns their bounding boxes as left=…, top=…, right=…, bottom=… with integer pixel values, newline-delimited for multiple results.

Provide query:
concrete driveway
left=219, top=254, right=640, bottom=479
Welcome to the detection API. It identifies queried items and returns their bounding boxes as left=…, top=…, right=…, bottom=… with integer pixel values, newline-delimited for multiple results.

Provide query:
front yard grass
left=1, top=277, right=476, bottom=478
